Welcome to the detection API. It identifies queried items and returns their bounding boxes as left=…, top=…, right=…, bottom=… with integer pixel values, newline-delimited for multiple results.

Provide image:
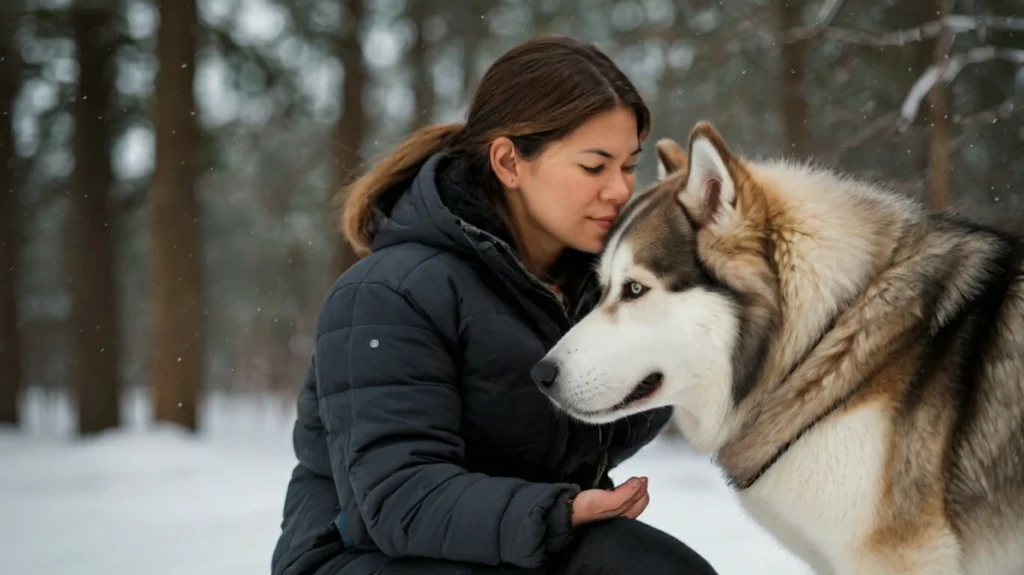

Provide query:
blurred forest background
left=1, top=0, right=1022, bottom=436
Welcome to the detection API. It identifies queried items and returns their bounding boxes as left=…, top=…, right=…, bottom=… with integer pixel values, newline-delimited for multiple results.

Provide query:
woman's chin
left=566, top=232, right=606, bottom=254
left=569, top=241, right=603, bottom=255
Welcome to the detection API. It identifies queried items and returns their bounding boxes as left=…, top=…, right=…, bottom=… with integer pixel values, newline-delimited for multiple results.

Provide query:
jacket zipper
left=592, top=426, right=615, bottom=488
left=461, top=223, right=573, bottom=326
left=462, top=222, right=612, bottom=490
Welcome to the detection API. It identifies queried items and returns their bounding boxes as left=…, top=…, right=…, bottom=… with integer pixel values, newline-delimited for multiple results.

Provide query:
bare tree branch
left=952, top=96, right=1020, bottom=126
left=783, top=14, right=1024, bottom=45
left=825, top=94, right=1022, bottom=170
left=813, top=0, right=845, bottom=28
left=828, top=94, right=1022, bottom=162
left=900, top=46, right=1024, bottom=124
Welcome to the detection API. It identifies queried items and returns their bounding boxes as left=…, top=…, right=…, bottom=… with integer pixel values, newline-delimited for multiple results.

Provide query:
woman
left=271, top=35, right=718, bottom=575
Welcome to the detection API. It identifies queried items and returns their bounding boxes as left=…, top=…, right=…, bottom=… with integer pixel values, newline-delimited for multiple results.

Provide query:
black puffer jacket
left=271, top=152, right=672, bottom=575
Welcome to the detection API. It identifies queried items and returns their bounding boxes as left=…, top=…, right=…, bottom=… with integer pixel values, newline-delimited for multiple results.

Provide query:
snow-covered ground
left=1, top=388, right=809, bottom=575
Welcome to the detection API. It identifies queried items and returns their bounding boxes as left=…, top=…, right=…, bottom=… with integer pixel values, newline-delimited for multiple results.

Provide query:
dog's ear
left=678, top=122, right=738, bottom=229
left=655, top=138, right=687, bottom=180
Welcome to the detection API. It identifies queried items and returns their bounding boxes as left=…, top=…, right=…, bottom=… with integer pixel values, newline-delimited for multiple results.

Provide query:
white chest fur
left=733, top=403, right=891, bottom=575
left=960, top=526, right=1024, bottom=575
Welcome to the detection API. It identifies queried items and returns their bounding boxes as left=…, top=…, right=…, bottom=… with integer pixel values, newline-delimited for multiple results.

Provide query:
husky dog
left=530, top=121, right=1024, bottom=574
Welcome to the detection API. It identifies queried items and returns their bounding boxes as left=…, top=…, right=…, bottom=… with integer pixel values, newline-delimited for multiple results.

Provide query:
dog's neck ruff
left=719, top=221, right=1024, bottom=492
left=709, top=219, right=890, bottom=489
left=724, top=386, right=862, bottom=491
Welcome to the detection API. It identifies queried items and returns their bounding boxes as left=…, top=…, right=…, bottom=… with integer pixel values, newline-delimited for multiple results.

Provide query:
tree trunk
left=151, top=0, right=203, bottom=432
left=409, top=0, right=434, bottom=129
left=460, top=9, right=485, bottom=106
left=925, top=0, right=953, bottom=211
left=331, top=0, right=367, bottom=278
left=0, top=8, right=23, bottom=425
left=68, top=7, right=121, bottom=435
left=778, top=0, right=809, bottom=157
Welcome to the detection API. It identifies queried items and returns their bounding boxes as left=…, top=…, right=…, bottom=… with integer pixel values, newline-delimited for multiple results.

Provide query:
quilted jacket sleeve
left=315, top=280, right=580, bottom=568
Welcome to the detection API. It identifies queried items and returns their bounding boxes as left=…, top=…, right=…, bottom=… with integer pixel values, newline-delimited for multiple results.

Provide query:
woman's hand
left=570, top=476, right=649, bottom=526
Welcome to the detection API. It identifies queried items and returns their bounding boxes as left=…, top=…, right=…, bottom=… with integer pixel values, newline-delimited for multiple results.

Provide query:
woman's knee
left=373, top=558, right=544, bottom=575
left=329, top=552, right=545, bottom=575
left=558, top=518, right=718, bottom=575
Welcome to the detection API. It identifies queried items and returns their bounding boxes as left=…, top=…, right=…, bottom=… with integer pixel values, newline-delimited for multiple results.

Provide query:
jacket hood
left=368, top=152, right=500, bottom=258
left=366, top=152, right=601, bottom=322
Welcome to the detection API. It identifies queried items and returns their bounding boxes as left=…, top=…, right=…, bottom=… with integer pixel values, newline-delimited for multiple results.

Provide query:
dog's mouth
left=622, top=372, right=663, bottom=406
left=572, top=372, right=664, bottom=418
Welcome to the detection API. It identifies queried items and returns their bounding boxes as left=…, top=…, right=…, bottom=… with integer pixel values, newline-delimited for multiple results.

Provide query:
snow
left=1, top=388, right=808, bottom=575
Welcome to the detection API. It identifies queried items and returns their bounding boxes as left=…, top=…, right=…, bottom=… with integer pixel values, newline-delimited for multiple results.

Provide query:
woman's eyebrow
left=579, top=145, right=643, bottom=158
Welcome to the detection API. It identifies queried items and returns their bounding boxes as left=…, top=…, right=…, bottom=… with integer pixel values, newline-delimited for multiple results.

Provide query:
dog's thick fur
left=533, top=121, right=1024, bottom=574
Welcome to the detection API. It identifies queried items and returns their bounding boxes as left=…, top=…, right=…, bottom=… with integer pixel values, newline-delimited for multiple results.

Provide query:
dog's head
left=532, top=122, right=781, bottom=451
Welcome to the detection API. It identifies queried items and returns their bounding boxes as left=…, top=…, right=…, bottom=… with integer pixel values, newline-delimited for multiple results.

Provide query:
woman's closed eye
left=581, top=164, right=638, bottom=175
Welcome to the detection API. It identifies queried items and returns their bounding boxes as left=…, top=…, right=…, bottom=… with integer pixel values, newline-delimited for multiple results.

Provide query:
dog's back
left=843, top=212, right=1024, bottom=573
left=926, top=217, right=1024, bottom=573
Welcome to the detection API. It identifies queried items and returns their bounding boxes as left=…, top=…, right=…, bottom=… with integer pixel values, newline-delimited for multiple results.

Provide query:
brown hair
left=339, top=35, right=651, bottom=258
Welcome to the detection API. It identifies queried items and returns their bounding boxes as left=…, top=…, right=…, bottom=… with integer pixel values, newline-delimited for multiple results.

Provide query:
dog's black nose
left=530, top=358, right=559, bottom=389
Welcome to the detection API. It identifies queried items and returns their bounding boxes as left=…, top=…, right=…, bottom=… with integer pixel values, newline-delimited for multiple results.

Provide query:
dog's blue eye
left=623, top=280, right=647, bottom=300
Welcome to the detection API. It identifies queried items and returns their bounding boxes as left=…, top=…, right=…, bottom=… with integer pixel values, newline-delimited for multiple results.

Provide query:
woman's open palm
left=571, top=476, right=650, bottom=526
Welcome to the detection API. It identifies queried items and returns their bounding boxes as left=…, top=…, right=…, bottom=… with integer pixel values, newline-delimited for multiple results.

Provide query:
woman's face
left=502, top=106, right=642, bottom=262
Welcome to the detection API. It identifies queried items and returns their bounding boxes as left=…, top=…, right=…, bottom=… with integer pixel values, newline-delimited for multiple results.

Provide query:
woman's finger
left=606, top=477, right=648, bottom=516
left=587, top=478, right=641, bottom=519
left=622, top=490, right=650, bottom=519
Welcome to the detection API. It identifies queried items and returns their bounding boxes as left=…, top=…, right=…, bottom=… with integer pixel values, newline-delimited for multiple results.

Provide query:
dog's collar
left=727, top=388, right=860, bottom=491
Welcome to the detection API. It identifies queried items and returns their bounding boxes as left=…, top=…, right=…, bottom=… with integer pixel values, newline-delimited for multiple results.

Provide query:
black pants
left=319, top=518, right=718, bottom=575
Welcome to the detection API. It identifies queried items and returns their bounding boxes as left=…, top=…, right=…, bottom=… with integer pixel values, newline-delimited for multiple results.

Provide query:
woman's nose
left=602, top=175, right=632, bottom=205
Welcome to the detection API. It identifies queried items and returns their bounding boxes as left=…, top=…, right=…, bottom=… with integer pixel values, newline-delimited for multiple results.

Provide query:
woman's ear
left=489, top=137, right=520, bottom=188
